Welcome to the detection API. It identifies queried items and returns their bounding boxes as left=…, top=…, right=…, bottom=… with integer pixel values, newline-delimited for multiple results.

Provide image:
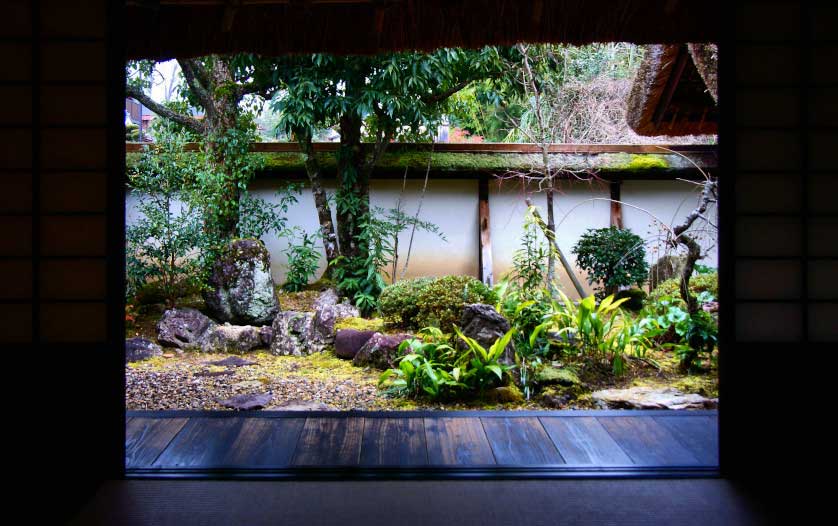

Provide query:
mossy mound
left=335, top=317, right=386, bottom=332
left=535, top=366, right=581, bottom=387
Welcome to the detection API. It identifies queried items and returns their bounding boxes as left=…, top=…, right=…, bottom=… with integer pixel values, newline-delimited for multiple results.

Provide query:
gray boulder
left=156, top=308, right=216, bottom=349
left=203, top=239, right=280, bottom=326
left=200, top=324, right=263, bottom=354
left=352, top=332, right=413, bottom=370
left=125, top=337, right=162, bottom=363
left=270, top=311, right=315, bottom=356
left=649, top=254, right=686, bottom=291
left=334, top=329, right=376, bottom=359
left=460, top=303, right=513, bottom=364
left=309, top=289, right=360, bottom=351
left=591, top=387, right=718, bottom=410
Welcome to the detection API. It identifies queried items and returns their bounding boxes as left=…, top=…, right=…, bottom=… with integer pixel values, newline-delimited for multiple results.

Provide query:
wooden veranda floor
left=125, top=410, right=718, bottom=477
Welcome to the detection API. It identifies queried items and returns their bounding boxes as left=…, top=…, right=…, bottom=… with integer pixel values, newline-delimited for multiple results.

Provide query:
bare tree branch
left=125, top=85, right=206, bottom=134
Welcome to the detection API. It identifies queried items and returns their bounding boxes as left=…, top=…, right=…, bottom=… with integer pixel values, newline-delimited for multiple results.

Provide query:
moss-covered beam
left=126, top=147, right=717, bottom=180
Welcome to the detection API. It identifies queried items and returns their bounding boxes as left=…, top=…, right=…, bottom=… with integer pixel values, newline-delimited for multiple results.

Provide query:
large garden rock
left=156, top=308, right=216, bottom=349
left=309, top=289, right=360, bottom=351
left=334, top=329, right=377, bottom=359
left=200, top=324, right=263, bottom=354
left=125, top=337, right=162, bottom=363
left=203, top=238, right=280, bottom=326
left=270, top=311, right=315, bottom=356
left=649, top=255, right=686, bottom=291
left=591, top=386, right=718, bottom=410
left=460, top=303, right=513, bottom=364
left=352, top=332, right=413, bottom=370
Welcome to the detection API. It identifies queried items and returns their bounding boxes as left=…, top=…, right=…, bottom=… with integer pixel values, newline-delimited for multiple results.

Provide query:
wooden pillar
left=610, top=180, right=623, bottom=228
left=478, top=175, right=493, bottom=286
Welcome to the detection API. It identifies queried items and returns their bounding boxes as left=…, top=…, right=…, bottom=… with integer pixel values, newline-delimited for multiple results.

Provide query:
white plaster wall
left=488, top=178, right=611, bottom=299
left=249, top=178, right=478, bottom=285
left=126, top=178, right=718, bottom=293
left=621, top=180, right=719, bottom=269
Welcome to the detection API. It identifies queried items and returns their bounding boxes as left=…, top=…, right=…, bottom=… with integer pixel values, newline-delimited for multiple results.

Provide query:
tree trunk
left=336, top=109, right=368, bottom=260
left=299, top=136, right=339, bottom=267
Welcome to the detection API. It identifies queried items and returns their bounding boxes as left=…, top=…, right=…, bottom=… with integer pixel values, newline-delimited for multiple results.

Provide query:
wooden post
left=610, top=180, right=623, bottom=229
left=478, top=175, right=493, bottom=286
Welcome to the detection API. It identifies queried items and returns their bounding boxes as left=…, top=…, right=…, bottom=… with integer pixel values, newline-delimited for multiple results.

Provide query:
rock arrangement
left=270, top=289, right=359, bottom=356
left=334, top=329, right=376, bottom=359
left=156, top=307, right=269, bottom=354
left=202, top=238, right=280, bottom=325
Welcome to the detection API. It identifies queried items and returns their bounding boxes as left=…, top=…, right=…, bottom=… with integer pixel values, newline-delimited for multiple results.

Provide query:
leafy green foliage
left=415, top=276, right=498, bottom=330
left=638, top=292, right=718, bottom=371
left=237, top=185, right=299, bottom=241
left=378, top=275, right=497, bottom=330
left=282, top=230, right=322, bottom=292
left=648, top=272, right=718, bottom=304
left=539, top=292, right=651, bottom=375
left=572, top=226, right=649, bottom=299
left=378, top=277, right=435, bottom=327
left=378, top=326, right=516, bottom=399
left=125, top=126, right=208, bottom=307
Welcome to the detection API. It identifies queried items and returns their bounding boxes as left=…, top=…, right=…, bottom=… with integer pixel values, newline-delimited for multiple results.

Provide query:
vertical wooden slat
left=478, top=174, right=493, bottom=286
left=609, top=180, right=623, bottom=228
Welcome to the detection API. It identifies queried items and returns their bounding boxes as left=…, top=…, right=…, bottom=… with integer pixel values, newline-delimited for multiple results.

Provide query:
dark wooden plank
left=424, top=417, right=496, bottom=465
left=125, top=417, right=188, bottom=469
left=219, top=417, right=306, bottom=468
left=359, top=418, right=427, bottom=466
left=598, top=416, right=702, bottom=466
left=539, top=417, right=633, bottom=465
left=291, top=417, right=364, bottom=466
left=481, top=417, right=564, bottom=465
left=653, top=416, right=719, bottom=466
left=151, top=417, right=245, bottom=468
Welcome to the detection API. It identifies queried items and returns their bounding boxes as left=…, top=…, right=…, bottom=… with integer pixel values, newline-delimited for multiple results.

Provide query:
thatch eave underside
left=125, top=0, right=721, bottom=60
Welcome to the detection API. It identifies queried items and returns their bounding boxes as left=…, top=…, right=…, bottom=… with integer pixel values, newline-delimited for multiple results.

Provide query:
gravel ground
left=126, top=349, right=546, bottom=411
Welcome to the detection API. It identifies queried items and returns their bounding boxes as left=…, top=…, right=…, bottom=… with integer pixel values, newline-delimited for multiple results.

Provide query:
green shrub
left=379, top=275, right=496, bottom=330
left=572, top=226, right=649, bottom=299
left=415, top=275, right=498, bottom=330
left=648, top=272, right=718, bottom=303
left=282, top=230, right=321, bottom=292
left=378, top=277, right=435, bottom=327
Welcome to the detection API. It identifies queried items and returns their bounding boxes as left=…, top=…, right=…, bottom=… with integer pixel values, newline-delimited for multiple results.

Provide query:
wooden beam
left=125, top=142, right=714, bottom=155
left=610, top=180, right=623, bottom=228
left=478, top=175, right=493, bottom=286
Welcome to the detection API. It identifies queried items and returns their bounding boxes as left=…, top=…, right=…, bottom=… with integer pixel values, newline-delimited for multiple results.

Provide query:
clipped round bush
left=572, top=226, right=649, bottom=299
left=648, top=272, right=718, bottom=303
left=415, top=275, right=497, bottom=331
left=378, top=277, right=435, bottom=327
left=379, top=275, right=497, bottom=330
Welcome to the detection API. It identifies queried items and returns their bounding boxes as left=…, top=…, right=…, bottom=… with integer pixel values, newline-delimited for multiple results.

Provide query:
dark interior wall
left=722, top=3, right=837, bottom=494
left=0, top=0, right=832, bottom=520
left=0, top=0, right=124, bottom=516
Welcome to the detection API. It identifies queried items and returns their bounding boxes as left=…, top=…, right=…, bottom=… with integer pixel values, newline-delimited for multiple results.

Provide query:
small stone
left=460, top=303, right=513, bottom=364
left=207, top=356, right=258, bottom=367
left=273, top=399, right=332, bottom=411
left=125, top=337, right=162, bottom=363
left=217, top=392, right=272, bottom=410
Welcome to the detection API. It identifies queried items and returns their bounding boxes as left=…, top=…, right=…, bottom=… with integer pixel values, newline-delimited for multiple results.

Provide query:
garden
left=125, top=43, right=719, bottom=412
